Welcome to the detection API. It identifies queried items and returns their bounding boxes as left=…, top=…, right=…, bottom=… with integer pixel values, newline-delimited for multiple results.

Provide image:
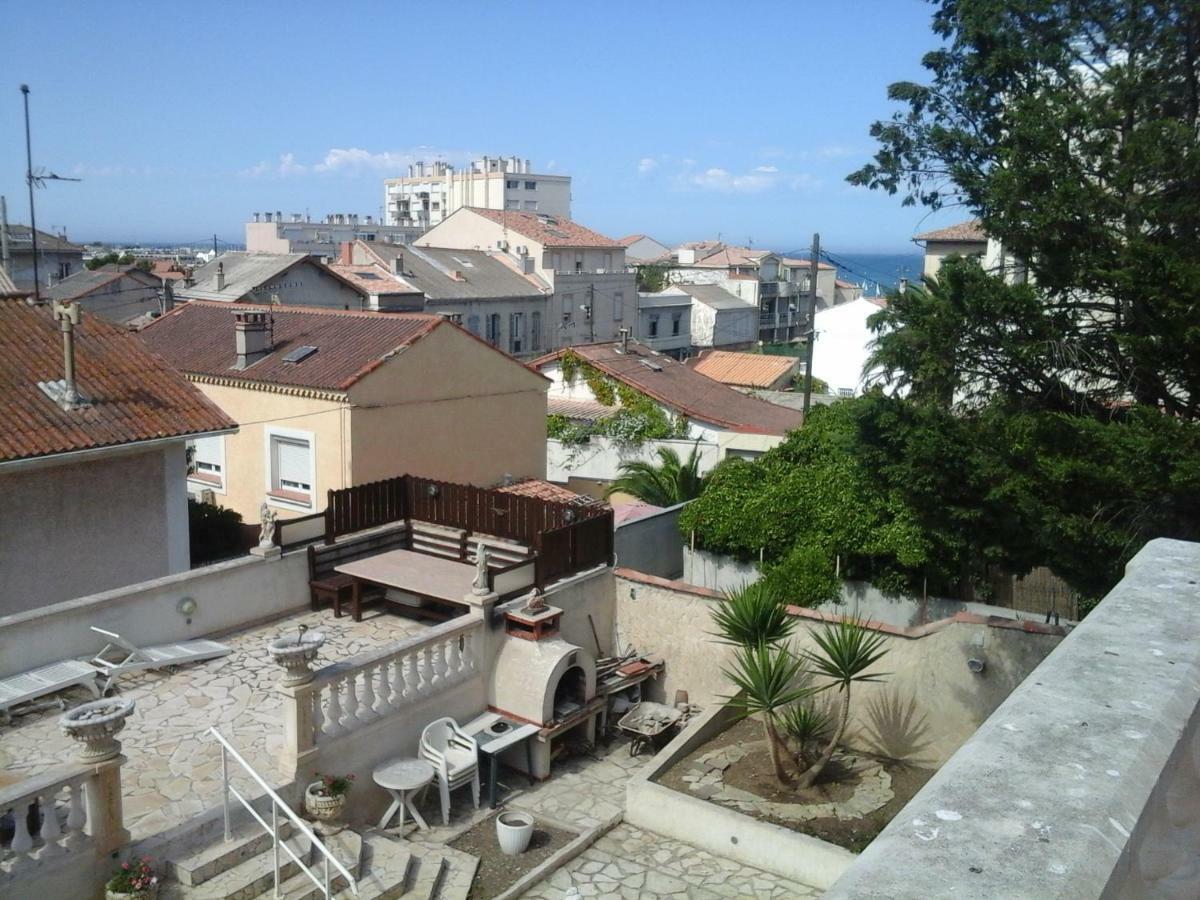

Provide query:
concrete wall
left=614, top=569, right=1065, bottom=767
left=348, top=323, right=548, bottom=485
left=255, top=259, right=363, bottom=309
left=921, top=240, right=986, bottom=279
left=0, top=548, right=308, bottom=679
left=8, top=249, right=85, bottom=291
left=547, top=437, right=721, bottom=485
left=826, top=538, right=1200, bottom=899
left=682, top=547, right=761, bottom=593
left=614, top=502, right=687, bottom=579
left=74, top=272, right=164, bottom=325
left=0, top=443, right=190, bottom=616
left=551, top=272, right=638, bottom=347
left=812, top=297, right=888, bottom=397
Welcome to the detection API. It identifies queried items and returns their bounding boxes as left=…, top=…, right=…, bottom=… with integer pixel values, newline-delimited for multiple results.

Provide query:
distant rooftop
left=459, top=208, right=623, bottom=249
left=913, top=219, right=987, bottom=243
left=690, top=350, right=798, bottom=389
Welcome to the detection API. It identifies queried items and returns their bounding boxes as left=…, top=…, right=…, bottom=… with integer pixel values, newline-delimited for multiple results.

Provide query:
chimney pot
left=393, top=254, right=404, bottom=276
left=216, top=261, right=226, bottom=292
left=233, top=309, right=271, bottom=368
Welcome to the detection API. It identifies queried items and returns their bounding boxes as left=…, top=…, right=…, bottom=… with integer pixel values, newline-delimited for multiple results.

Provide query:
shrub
left=188, top=499, right=244, bottom=565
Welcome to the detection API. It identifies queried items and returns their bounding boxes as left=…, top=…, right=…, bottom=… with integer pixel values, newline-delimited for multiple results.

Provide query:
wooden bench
left=308, top=523, right=410, bottom=617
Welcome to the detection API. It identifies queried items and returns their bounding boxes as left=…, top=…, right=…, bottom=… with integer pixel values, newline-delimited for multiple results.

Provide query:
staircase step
left=163, top=833, right=311, bottom=899
left=166, top=821, right=295, bottom=886
left=406, top=841, right=478, bottom=900
left=273, top=829, right=364, bottom=899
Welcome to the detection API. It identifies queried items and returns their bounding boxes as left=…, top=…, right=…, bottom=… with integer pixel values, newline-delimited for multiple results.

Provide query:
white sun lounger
left=89, top=627, right=231, bottom=679
left=0, top=660, right=104, bottom=723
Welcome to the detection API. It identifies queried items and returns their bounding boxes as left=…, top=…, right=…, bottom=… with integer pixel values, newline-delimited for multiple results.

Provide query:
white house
left=175, top=252, right=363, bottom=309
left=0, top=298, right=236, bottom=615
left=44, top=264, right=168, bottom=327
left=811, top=296, right=888, bottom=397
left=676, top=283, right=759, bottom=351
left=635, top=288, right=692, bottom=358
left=245, top=211, right=421, bottom=257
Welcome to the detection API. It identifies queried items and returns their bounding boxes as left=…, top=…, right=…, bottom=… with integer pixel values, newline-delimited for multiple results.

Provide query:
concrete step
left=405, top=840, right=479, bottom=900
left=161, top=833, right=312, bottom=899
left=166, top=821, right=295, bottom=886
left=270, top=830, right=374, bottom=898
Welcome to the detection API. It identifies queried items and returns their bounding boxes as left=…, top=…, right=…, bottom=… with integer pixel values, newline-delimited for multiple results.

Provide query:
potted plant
left=106, top=856, right=158, bottom=900
left=304, top=772, right=355, bottom=821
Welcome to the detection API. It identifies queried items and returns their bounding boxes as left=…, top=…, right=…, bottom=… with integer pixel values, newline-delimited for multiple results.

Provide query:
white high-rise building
left=383, top=156, right=571, bottom=229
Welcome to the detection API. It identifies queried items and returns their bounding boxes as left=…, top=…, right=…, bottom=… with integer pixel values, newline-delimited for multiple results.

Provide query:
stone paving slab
left=0, top=608, right=429, bottom=840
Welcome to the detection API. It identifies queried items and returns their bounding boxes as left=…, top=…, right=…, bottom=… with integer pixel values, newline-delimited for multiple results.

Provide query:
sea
left=783, top=250, right=923, bottom=294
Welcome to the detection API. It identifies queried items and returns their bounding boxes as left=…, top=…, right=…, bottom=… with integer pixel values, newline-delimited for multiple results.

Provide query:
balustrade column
left=405, top=652, right=420, bottom=700
left=37, top=789, right=64, bottom=857
left=358, top=667, right=376, bottom=722
left=64, top=779, right=88, bottom=850
left=376, top=658, right=394, bottom=711
left=325, top=679, right=345, bottom=736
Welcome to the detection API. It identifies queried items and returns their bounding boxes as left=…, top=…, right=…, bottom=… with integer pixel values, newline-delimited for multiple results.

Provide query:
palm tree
left=797, top=618, right=890, bottom=788
left=722, top=642, right=811, bottom=783
left=710, top=582, right=796, bottom=647
left=603, top=444, right=704, bottom=506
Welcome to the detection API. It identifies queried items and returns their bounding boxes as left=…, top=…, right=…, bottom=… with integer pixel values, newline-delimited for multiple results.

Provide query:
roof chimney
left=233, top=309, right=272, bottom=369
left=619, top=326, right=630, bottom=354
left=393, top=253, right=404, bottom=276
left=253, top=212, right=260, bottom=223
left=216, top=261, right=226, bottom=292
left=39, top=301, right=89, bottom=410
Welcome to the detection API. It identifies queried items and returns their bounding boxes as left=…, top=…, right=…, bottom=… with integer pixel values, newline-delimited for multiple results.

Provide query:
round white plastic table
left=373, top=758, right=434, bottom=834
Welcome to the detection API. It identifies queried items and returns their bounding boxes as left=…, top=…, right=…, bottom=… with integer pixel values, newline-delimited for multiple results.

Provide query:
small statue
left=472, top=545, right=491, bottom=595
left=258, top=500, right=278, bottom=549
left=526, top=587, right=547, bottom=612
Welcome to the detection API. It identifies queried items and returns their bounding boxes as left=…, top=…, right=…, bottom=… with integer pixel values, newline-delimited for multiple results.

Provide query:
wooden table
left=463, top=712, right=539, bottom=809
left=373, top=757, right=435, bottom=834
left=335, top=549, right=478, bottom=622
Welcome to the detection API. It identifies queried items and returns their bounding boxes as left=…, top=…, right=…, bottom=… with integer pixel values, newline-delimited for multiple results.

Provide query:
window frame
left=531, top=311, right=542, bottom=351
left=187, top=434, right=227, bottom=494
left=613, top=291, right=624, bottom=321
left=264, top=426, right=316, bottom=511
left=509, top=311, right=525, bottom=354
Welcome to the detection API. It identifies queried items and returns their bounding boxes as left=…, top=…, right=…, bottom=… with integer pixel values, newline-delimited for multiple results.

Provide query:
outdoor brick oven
left=488, top=601, right=599, bottom=778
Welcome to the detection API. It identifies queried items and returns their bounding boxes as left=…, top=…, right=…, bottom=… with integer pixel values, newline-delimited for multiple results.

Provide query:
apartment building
left=417, top=207, right=636, bottom=349
left=384, top=156, right=571, bottom=229
left=245, top=211, right=421, bottom=257
left=1, top=223, right=86, bottom=293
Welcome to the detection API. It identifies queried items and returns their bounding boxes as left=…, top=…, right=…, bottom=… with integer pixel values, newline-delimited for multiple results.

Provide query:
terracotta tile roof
left=0, top=299, right=235, bottom=464
left=779, top=257, right=836, bottom=271
left=326, top=262, right=417, bottom=296
left=139, top=301, right=444, bottom=392
left=616, top=234, right=646, bottom=247
left=532, top=342, right=804, bottom=435
left=687, top=245, right=775, bottom=268
left=496, top=478, right=603, bottom=507
left=689, top=351, right=798, bottom=389
left=0, top=267, right=27, bottom=298
left=613, top=501, right=665, bottom=526
left=913, top=219, right=987, bottom=242
left=463, top=208, right=623, bottom=248
left=152, top=261, right=187, bottom=281
left=547, top=396, right=614, bottom=421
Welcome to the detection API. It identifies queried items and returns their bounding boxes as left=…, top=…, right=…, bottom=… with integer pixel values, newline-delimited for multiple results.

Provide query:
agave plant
left=779, top=702, right=832, bottom=768
left=797, top=618, right=890, bottom=788
left=710, top=581, right=796, bottom=648
left=722, top=642, right=812, bottom=783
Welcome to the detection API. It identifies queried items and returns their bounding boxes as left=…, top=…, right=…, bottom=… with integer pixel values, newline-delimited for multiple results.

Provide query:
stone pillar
left=279, top=682, right=319, bottom=780
left=87, top=756, right=130, bottom=853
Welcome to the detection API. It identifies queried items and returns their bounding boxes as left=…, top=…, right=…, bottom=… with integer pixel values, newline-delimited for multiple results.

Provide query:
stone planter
left=496, top=811, right=535, bottom=856
left=267, top=631, right=326, bottom=686
left=60, top=697, right=135, bottom=762
left=304, top=782, right=345, bottom=822
left=105, top=886, right=158, bottom=900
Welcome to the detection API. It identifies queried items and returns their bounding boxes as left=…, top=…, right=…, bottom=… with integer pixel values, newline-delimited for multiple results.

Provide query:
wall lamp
left=177, top=595, right=198, bottom=624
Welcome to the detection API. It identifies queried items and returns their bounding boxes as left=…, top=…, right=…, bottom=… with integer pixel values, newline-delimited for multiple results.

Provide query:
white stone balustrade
left=278, top=616, right=484, bottom=773
left=0, top=758, right=127, bottom=882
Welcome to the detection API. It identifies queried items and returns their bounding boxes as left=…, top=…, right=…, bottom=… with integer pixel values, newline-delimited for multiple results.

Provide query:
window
left=648, top=314, right=660, bottom=338
left=603, top=252, right=612, bottom=272
left=672, top=311, right=683, bottom=335
left=613, top=292, right=623, bottom=321
left=431, top=202, right=440, bottom=211
left=509, top=312, right=525, bottom=354
left=486, top=313, right=501, bottom=345
left=58, top=261, right=72, bottom=280
left=467, top=314, right=480, bottom=336
left=574, top=253, right=583, bottom=274
left=506, top=179, right=519, bottom=189
left=562, top=293, right=574, bottom=320
left=552, top=253, right=562, bottom=273
left=838, top=387, right=855, bottom=398
left=524, top=181, right=537, bottom=190
left=188, top=435, right=225, bottom=492
left=266, top=429, right=314, bottom=508
left=531, top=311, right=542, bottom=351
left=505, top=200, right=519, bottom=210
left=523, top=200, right=538, bottom=211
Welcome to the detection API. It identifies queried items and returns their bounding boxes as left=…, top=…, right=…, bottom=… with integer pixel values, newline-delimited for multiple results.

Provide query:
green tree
left=604, top=444, right=704, bottom=506
left=721, top=643, right=810, bottom=784
left=635, top=264, right=670, bottom=293
left=849, top=0, right=1200, bottom=418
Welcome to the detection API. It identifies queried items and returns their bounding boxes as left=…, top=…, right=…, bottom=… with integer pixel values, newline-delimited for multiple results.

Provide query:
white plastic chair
left=419, top=716, right=480, bottom=825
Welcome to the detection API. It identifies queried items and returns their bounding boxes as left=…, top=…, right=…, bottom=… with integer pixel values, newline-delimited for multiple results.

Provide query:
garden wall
left=615, top=568, right=1066, bottom=767
left=614, top=502, right=687, bottom=579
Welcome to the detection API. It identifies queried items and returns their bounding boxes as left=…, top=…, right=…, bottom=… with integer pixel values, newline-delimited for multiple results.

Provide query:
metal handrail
left=209, top=727, right=357, bottom=898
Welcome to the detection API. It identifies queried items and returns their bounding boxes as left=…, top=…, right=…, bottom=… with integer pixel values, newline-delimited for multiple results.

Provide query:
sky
left=0, top=0, right=963, bottom=254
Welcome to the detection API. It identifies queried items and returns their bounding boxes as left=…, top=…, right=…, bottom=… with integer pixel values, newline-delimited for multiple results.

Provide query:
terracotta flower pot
left=304, top=782, right=346, bottom=822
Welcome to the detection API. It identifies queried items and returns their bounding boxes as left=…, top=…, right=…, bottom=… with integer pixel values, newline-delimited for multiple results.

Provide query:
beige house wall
left=347, top=323, right=548, bottom=486
left=0, top=443, right=190, bottom=615
left=921, top=239, right=987, bottom=280
left=189, top=383, right=349, bottom=522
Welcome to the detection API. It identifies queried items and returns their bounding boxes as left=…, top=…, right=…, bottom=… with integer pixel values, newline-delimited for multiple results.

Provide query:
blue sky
left=1, top=0, right=960, bottom=253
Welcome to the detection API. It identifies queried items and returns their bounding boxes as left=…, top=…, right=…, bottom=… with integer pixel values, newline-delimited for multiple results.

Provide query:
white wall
left=812, top=297, right=886, bottom=396
left=0, top=443, right=191, bottom=616
left=547, top=437, right=722, bottom=484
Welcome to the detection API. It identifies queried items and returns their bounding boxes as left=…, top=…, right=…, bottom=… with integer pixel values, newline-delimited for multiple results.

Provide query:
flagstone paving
left=0, top=607, right=427, bottom=839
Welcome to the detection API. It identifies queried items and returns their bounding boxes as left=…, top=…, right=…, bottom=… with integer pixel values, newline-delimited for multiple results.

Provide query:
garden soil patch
left=449, top=813, right=576, bottom=899
left=658, top=715, right=936, bottom=853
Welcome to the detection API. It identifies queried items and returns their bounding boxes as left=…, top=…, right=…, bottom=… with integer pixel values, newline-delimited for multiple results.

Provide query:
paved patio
left=0, top=607, right=427, bottom=839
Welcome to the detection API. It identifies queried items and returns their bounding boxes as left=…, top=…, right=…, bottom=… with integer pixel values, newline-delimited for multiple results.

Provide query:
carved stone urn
left=60, top=697, right=136, bottom=762
left=266, top=630, right=326, bottom=686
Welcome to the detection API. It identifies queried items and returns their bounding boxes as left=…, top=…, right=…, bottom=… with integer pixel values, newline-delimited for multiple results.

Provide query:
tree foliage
left=849, top=0, right=1200, bottom=418
left=604, top=444, right=705, bottom=506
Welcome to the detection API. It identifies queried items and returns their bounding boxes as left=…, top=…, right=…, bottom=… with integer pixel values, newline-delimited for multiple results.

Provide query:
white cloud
left=637, top=157, right=659, bottom=175
left=686, top=167, right=776, bottom=194
left=816, top=144, right=860, bottom=160
left=241, top=147, right=474, bottom=178
left=545, top=159, right=557, bottom=171
left=753, top=165, right=779, bottom=174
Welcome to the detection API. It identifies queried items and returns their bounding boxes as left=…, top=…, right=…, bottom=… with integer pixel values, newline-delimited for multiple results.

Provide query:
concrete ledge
left=494, top=810, right=622, bottom=900
left=825, top=538, right=1200, bottom=899
left=625, top=700, right=855, bottom=890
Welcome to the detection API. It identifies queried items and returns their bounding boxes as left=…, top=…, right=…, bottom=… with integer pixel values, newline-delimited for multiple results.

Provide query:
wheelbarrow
left=617, top=701, right=682, bottom=756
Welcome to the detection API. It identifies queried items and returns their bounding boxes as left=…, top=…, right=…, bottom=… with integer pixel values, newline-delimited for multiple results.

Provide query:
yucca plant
left=797, top=618, right=890, bottom=788
left=779, top=702, right=832, bottom=768
left=710, top=582, right=796, bottom=648
left=722, top=642, right=812, bottom=783
left=603, top=443, right=704, bottom=506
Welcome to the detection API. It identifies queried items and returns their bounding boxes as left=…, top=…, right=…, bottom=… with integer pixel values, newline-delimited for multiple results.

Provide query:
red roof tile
left=139, top=302, right=443, bottom=392
left=463, top=208, right=623, bottom=248
left=496, top=478, right=603, bottom=507
left=0, top=299, right=235, bottom=463
left=690, top=351, right=798, bottom=389
left=913, top=219, right=987, bottom=242
left=532, top=342, right=804, bottom=435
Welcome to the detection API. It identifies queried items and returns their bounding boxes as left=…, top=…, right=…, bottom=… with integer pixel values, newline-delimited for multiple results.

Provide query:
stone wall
left=615, top=569, right=1066, bottom=767
left=825, top=538, right=1200, bottom=899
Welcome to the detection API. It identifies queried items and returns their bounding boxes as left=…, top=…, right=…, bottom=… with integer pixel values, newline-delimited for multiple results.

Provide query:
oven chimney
left=215, top=261, right=226, bottom=292
left=233, top=309, right=272, bottom=368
